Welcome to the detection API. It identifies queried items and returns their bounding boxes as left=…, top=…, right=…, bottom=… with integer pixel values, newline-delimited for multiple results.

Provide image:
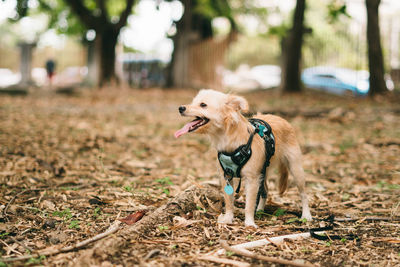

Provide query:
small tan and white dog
left=175, top=89, right=312, bottom=228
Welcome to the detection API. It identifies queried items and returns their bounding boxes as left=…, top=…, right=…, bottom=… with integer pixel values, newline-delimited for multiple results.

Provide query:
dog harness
left=218, top=118, right=275, bottom=204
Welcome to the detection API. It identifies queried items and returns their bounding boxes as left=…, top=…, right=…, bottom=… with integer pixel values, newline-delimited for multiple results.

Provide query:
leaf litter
left=0, top=88, right=399, bottom=266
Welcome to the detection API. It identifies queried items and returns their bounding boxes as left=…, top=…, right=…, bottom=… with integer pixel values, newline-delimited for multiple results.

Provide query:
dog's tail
left=278, top=161, right=289, bottom=196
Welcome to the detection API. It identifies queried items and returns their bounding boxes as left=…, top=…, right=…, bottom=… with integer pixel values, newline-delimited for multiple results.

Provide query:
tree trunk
left=166, top=0, right=193, bottom=88
left=280, top=0, right=306, bottom=93
left=97, top=28, right=119, bottom=86
left=166, top=0, right=217, bottom=88
left=64, top=0, right=135, bottom=87
left=366, top=0, right=387, bottom=96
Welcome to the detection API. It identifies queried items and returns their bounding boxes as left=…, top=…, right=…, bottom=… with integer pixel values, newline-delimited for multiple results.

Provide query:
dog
left=175, top=89, right=312, bottom=228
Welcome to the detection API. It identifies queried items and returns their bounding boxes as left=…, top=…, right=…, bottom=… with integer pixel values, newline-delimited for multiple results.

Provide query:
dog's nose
left=179, top=106, right=186, bottom=114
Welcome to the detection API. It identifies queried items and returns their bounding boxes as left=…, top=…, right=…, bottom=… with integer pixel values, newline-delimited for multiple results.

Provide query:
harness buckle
left=257, top=124, right=266, bottom=137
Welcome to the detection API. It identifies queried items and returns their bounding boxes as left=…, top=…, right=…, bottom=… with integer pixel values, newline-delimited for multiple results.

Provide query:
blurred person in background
left=45, top=59, right=56, bottom=87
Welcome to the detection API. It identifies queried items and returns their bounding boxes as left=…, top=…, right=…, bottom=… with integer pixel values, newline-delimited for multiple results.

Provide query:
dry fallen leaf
left=119, top=211, right=146, bottom=225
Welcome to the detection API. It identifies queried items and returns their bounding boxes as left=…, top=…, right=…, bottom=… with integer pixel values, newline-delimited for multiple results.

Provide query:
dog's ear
left=226, top=95, right=249, bottom=112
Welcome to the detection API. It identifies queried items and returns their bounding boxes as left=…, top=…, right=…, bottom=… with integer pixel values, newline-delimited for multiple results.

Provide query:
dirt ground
left=0, top=88, right=399, bottom=267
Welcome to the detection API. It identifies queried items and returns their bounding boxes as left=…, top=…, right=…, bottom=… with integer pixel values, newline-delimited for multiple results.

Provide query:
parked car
left=222, top=64, right=281, bottom=92
left=31, top=68, right=47, bottom=86
left=0, top=68, right=20, bottom=88
left=302, top=66, right=394, bottom=96
left=249, top=64, right=281, bottom=89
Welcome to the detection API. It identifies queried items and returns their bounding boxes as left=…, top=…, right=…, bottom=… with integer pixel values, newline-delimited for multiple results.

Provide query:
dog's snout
left=179, top=106, right=186, bottom=114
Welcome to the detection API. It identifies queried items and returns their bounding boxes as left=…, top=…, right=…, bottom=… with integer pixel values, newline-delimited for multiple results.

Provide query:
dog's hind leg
left=286, top=146, right=312, bottom=221
left=218, top=177, right=235, bottom=224
left=256, top=170, right=269, bottom=211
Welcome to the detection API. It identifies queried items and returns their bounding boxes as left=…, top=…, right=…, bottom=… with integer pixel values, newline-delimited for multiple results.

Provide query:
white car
left=222, top=64, right=281, bottom=92
left=249, top=65, right=281, bottom=89
left=0, top=68, right=20, bottom=87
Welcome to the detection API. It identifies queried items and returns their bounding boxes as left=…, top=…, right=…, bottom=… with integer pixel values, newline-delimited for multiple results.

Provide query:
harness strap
left=249, top=118, right=275, bottom=209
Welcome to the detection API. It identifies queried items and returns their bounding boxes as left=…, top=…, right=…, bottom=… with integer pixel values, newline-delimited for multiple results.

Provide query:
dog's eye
left=200, top=103, right=207, bottom=108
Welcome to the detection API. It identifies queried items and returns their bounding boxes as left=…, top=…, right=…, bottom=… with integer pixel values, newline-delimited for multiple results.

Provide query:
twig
left=9, top=236, right=33, bottom=253
left=220, top=240, right=315, bottom=267
left=199, top=255, right=251, bottom=267
left=0, top=240, right=23, bottom=256
left=143, top=249, right=161, bottom=260
left=264, top=236, right=281, bottom=248
left=3, top=189, right=29, bottom=220
left=216, top=231, right=325, bottom=255
left=1, top=220, right=121, bottom=262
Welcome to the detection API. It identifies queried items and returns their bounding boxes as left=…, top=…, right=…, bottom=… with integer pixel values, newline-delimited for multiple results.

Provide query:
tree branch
left=96, top=0, right=108, bottom=20
left=116, top=0, right=135, bottom=30
left=64, top=0, right=99, bottom=29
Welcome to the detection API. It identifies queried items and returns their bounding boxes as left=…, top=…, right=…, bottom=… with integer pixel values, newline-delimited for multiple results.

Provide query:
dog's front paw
left=218, top=213, right=233, bottom=224
left=244, top=219, right=258, bottom=228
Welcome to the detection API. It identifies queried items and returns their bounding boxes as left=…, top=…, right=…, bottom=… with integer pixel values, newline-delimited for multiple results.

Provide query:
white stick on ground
left=216, top=231, right=325, bottom=255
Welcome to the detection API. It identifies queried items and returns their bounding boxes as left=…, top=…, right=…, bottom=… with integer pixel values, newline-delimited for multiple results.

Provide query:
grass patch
left=52, top=208, right=72, bottom=220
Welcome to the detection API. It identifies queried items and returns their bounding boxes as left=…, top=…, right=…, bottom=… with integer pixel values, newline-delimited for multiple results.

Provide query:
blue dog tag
left=224, top=183, right=234, bottom=195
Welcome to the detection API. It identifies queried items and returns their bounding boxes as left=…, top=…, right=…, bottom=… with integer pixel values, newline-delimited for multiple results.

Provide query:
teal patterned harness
left=218, top=118, right=275, bottom=206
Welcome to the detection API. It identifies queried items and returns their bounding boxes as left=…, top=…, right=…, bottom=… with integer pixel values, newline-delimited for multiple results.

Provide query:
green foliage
left=68, top=220, right=80, bottom=229
left=194, top=0, right=218, bottom=19
left=52, top=208, right=72, bottom=220
left=15, top=0, right=29, bottom=20
left=196, top=206, right=207, bottom=212
left=286, top=217, right=308, bottom=224
left=9, top=0, right=137, bottom=39
left=303, top=0, right=366, bottom=70
left=0, top=260, right=6, bottom=267
left=158, top=225, right=169, bottom=231
left=156, top=177, right=173, bottom=196
left=246, top=234, right=254, bottom=240
left=123, top=185, right=133, bottom=192
left=25, top=255, right=46, bottom=266
left=342, top=193, right=351, bottom=201
left=377, top=181, right=400, bottom=190
left=255, top=209, right=272, bottom=219
left=93, top=207, right=101, bottom=218
left=268, top=23, right=290, bottom=38
left=339, top=138, right=355, bottom=154
left=225, top=250, right=235, bottom=256
left=162, top=188, right=170, bottom=195
left=327, top=1, right=351, bottom=23
left=274, top=208, right=286, bottom=217
left=156, top=177, right=173, bottom=186
left=0, top=232, right=9, bottom=239
left=229, top=0, right=268, bottom=20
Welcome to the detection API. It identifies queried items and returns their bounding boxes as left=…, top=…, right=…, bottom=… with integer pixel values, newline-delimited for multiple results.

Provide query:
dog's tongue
left=174, top=120, right=201, bottom=138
